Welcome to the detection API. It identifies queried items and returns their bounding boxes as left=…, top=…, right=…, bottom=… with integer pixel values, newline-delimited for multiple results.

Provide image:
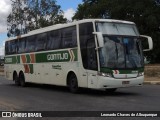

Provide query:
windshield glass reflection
left=99, top=36, right=144, bottom=69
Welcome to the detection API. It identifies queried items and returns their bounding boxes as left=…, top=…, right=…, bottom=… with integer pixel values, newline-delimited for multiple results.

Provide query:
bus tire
left=68, top=73, right=79, bottom=93
left=19, top=72, right=25, bottom=87
left=105, top=88, right=117, bottom=93
left=13, top=72, right=20, bottom=86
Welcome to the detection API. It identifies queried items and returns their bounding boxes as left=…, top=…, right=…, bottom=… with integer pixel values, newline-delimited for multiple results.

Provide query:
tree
left=7, top=0, right=26, bottom=37
left=7, top=0, right=67, bottom=37
left=73, top=0, right=160, bottom=63
left=27, top=0, right=67, bottom=29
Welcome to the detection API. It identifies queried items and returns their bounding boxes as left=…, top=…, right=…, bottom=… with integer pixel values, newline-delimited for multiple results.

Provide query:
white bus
left=4, top=19, right=153, bottom=93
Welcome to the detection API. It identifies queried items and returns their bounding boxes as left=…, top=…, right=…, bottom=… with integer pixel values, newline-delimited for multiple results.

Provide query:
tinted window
left=62, top=26, right=77, bottom=48
left=79, top=22, right=97, bottom=70
left=26, top=36, right=36, bottom=52
left=5, top=40, right=17, bottom=55
left=36, top=33, right=47, bottom=51
left=5, top=26, right=77, bottom=55
left=47, top=30, right=61, bottom=50
left=18, top=38, right=26, bottom=53
left=5, top=42, right=9, bottom=55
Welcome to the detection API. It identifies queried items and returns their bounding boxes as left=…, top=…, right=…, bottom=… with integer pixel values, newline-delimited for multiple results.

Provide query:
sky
left=0, top=0, right=82, bottom=55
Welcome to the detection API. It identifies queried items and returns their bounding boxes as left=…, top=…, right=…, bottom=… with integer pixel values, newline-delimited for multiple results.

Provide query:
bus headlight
left=98, top=72, right=113, bottom=78
left=137, top=72, right=144, bottom=77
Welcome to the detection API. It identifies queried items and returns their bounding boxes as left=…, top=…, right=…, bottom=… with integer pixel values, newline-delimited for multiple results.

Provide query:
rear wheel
left=13, top=72, right=20, bottom=86
left=19, top=72, right=25, bottom=87
left=68, top=74, right=79, bottom=93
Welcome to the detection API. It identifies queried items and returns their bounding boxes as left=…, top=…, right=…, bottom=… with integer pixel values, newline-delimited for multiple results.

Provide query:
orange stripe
left=30, top=54, right=35, bottom=63
left=24, top=64, right=30, bottom=73
left=21, top=55, right=26, bottom=63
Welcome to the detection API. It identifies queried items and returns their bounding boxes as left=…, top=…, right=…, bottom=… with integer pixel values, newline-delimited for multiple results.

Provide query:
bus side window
left=46, top=32, right=53, bottom=50
left=79, top=22, right=98, bottom=70
left=62, top=26, right=77, bottom=48
left=8, top=42, right=11, bottom=54
left=5, top=42, right=9, bottom=55
left=36, top=33, right=47, bottom=51
left=26, top=36, right=36, bottom=52
left=8, top=40, right=17, bottom=54
left=47, top=30, right=61, bottom=50
left=72, top=29, right=77, bottom=47
left=18, top=38, right=26, bottom=53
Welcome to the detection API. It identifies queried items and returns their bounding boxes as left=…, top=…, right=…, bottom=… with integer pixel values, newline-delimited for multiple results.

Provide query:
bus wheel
left=19, top=72, right=25, bottom=87
left=105, top=88, right=117, bottom=94
left=68, top=74, right=79, bottom=93
left=13, top=72, right=20, bottom=86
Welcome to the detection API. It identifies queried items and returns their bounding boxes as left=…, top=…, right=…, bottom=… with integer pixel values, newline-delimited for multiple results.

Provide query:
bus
left=4, top=19, right=153, bottom=93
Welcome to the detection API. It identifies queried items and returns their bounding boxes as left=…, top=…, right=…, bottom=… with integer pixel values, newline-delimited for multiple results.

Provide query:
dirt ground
left=144, top=64, right=160, bottom=81
left=0, top=65, right=160, bottom=81
left=145, top=76, right=160, bottom=81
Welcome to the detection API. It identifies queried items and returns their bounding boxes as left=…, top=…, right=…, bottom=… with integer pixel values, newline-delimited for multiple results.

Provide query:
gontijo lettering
left=47, top=53, right=69, bottom=61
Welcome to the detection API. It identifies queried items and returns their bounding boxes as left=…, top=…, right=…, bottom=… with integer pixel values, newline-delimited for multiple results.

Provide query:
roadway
left=0, top=76, right=160, bottom=120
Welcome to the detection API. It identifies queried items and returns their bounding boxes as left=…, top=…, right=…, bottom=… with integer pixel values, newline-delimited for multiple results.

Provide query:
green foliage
left=7, top=0, right=67, bottom=37
left=27, top=0, right=66, bottom=29
left=73, top=0, right=160, bottom=63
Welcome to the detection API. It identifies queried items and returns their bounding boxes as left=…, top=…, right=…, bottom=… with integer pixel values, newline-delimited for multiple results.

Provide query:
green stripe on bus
left=100, top=68, right=144, bottom=74
left=5, top=56, right=19, bottom=64
left=72, top=49, right=78, bottom=61
left=36, top=49, right=78, bottom=63
left=5, top=49, right=78, bottom=64
left=17, top=56, right=20, bottom=63
left=29, top=64, right=34, bottom=74
left=26, top=54, right=31, bottom=63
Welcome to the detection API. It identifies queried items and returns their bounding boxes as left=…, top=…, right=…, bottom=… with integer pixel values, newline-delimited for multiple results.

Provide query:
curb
left=144, top=81, right=160, bottom=85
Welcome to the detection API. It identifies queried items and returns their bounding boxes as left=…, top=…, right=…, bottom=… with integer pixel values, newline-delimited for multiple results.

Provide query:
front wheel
left=68, top=74, right=79, bottom=93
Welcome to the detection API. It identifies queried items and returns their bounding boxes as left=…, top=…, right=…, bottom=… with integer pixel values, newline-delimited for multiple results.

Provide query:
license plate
left=122, top=81, right=130, bottom=85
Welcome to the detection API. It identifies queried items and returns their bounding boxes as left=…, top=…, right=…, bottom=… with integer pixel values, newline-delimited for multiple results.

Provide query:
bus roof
left=5, top=19, right=135, bottom=42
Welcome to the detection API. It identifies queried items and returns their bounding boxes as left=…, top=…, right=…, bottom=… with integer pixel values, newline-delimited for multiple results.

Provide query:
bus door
left=86, top=40, right=98, bottom=88
left=79, top=22, right=98, bottom=88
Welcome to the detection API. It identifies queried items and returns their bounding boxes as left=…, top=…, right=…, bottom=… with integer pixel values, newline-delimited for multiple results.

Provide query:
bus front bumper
left=96, top=76, right=144, bottom=89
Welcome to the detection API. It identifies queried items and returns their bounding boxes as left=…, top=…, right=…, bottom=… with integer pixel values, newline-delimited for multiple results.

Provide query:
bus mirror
left=93, top=32, right=104, bottom=47
left=140, top=35, right=153, bottom=51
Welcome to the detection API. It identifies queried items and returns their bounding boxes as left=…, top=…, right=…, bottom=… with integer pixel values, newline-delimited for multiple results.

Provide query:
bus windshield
left=96, top=22, right=139, bottom=36
left=99, top=36, right=144, bottom=69
left=96, top=22, right=143, bottom=69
